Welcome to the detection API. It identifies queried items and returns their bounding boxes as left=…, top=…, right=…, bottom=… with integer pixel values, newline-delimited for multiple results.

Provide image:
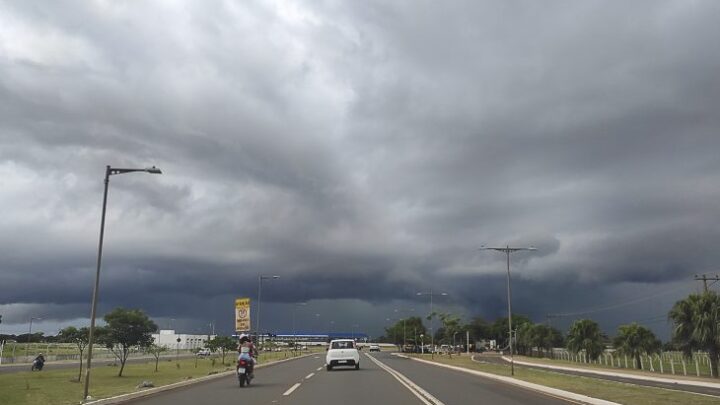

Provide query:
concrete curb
left=394, top=354, right=620, bottom=405
left=500, top=356, right=720, bottom=389
left=84, top=353, right=316, bottom=405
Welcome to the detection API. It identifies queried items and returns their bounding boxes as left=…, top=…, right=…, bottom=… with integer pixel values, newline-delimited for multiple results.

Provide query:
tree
left=58, top=326, right=89, bottom=381
left=531, top=324, right=564, bottom=358
left=438, top=313, right=462, bottom=347
left=465, top=317, right=490, bottom=341
left=515, top=322, right=535, bottom=356
left=669, top=292, right=720, bottom=378
left=489, top=314, right=531, bottom=349
left=566, top=319, right=605, bottom=362
left=98, top=308, right=158, bottom=376
left=145, top=344, right=168, bottom=372
left=613, top=323, right=660, bottom=369
left=385, top=317, right=426, bottom=347
left=208, top=336, right=237, bottom=365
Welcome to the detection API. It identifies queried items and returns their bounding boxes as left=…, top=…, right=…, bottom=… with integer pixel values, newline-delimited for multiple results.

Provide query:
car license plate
left=237, top=368, right=246, bottom=374
left=338, top=360, right=347, bottom=364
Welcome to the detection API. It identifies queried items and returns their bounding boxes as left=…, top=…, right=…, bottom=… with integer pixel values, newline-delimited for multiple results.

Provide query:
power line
left=694, top=274, right=720, bottom=293
left=548, top=284, right=689, bottom=318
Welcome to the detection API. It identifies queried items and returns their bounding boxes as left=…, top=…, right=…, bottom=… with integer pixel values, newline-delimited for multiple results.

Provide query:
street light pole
left=292, top=303, right=306, bottom=352
left=83, top=165, right=161, bottom=401
left=479, top=244, right=536, bottom=376
left=256, top=275, right=279, bottom=347
left=417, top=290, right=447, bottom=358
left=26, top=317, right=42, bottom=359
left=394, top=308, right=413, bottom=352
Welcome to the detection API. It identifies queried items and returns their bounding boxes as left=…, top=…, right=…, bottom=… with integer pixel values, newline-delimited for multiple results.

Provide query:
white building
left=151, top=330, right=217, bottom=350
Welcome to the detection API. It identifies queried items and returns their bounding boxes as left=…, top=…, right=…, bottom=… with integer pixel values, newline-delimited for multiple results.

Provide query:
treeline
left=382, top=291, right=720, bottom=378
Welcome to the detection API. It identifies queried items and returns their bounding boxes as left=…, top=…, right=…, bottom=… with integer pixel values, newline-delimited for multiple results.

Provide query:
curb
left=394, top=354, right=620, bottom=405
left=84, top=353, right=316, bottom=405
left=500, top=356, right=720, bottom=390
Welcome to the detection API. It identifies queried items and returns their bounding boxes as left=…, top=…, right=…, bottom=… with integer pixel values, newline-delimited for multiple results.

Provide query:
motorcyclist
left=237, top=334, right=257, bottom=375
left=33, top=353, right=45, bottom=370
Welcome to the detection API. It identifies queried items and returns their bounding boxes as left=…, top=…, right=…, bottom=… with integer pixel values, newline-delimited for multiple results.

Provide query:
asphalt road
left=125, top=351, right=573, bottom=405
left=478, top=353, right=720, bottom=397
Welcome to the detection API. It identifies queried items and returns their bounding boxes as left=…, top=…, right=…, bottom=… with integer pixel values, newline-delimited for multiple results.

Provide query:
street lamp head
left=145, top=166, right=162, bottom=174
left=416, top=292, right=422, bottom=296
left=272, top=275, right=280, bottom=279
left=440, top=292, right=448, bottom=296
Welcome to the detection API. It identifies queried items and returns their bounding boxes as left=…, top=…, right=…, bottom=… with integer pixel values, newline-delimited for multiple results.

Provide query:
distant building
left=233, top=331, right=369, bottom=344
left=151, top=330, right=216, bottom=350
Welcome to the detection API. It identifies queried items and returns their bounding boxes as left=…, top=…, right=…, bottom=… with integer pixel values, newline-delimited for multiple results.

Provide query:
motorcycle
left=236, top=358, right=253, bottom=387
left=31, top=359, right=44, bottom=371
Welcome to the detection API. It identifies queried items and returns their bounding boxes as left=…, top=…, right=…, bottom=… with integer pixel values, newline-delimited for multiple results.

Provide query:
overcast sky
left=1, top=0, right=719, bottom=339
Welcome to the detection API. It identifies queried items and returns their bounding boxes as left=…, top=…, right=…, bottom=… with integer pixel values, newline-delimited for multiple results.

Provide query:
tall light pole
left=83, top=165, right=162, bottom=401
left=479, top=245, right=536, bottom=376
left=256, top=275, right=279, bottom=346
left=395, top=308, right=414, bottom=351
left=26, top=316, right=42, bottom=359
left=416, top=290, right=448, bottom=357
left=292, top=303, right=306, bottom=351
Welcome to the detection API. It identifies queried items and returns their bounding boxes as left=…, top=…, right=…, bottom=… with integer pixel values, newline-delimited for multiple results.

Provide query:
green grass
left=515, top=353, right=716, bottom=380
left=0, top=350, right=308, bottom=405
left=408, top=354, right=720, bottom=405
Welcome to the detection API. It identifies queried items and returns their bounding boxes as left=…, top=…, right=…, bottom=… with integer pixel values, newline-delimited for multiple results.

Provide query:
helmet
left=238, top=334, right=248, bottom=340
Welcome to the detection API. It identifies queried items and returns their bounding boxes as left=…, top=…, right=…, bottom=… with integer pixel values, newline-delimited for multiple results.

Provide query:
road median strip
left=499, top=356, right=720, bottom=390
left=394, top=354, right=620, bottom=405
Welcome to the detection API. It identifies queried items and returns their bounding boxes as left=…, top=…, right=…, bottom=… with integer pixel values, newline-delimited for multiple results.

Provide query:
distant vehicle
left=196, top=348, right=211, bottom=356
left=369, top=344, right=380, bottom=352
left=325, top=339, right=360, bottom=371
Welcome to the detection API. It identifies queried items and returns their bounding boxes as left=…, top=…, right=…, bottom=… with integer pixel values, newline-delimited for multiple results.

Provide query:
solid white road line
left=365, top=354, right=445, bottom=405
left=283, top=382, right=302, bottom=396
left=305, top=372, right=315, bottom=379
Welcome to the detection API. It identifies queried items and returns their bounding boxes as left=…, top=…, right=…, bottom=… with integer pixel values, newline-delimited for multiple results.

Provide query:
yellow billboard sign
left=235, top=298, right=251, bottom=332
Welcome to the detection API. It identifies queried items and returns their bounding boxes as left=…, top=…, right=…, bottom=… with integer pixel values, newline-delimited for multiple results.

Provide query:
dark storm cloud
left=2, top=0, right=720, bottom=337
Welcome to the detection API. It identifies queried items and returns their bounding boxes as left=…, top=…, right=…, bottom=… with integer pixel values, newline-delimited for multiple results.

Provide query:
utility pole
left=694, top=274, right=720, bottom=293
left=480, top=245, right=536, bottom=376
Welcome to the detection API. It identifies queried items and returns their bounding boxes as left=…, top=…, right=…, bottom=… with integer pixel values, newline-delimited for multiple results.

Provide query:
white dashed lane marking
left=305, top=372, right=315, bottom=379
left=283, top=382, right=302, bottom=396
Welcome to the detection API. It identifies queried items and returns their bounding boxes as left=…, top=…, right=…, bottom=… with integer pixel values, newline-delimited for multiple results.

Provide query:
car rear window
left=331, top=341, right=355, bottom=349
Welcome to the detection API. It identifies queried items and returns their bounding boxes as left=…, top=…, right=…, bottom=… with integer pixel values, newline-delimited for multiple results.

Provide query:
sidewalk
left=498, top=355, right=720, bottom=390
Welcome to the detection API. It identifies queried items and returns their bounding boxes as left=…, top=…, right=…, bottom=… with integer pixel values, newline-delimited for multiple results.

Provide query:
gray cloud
left=2, top=0, right=720, bottom=338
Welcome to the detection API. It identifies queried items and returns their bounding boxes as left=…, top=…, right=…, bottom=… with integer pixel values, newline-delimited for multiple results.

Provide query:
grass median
left=406, top=354, right=719, bottom=405
left=0, top=350, right=312, bottom=405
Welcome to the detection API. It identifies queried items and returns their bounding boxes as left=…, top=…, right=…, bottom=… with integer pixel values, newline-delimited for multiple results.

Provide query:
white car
left=326, top=339, right=360, bottom=370
left=369, top=344, right=381, bottom=352
left=196, top=348, right=211, bottom=357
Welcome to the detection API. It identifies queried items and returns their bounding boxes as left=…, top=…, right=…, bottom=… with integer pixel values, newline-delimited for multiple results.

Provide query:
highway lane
left=125, top=350, right=575, bottom=405
left=478, top=353, right=720, bottom=397
left=372, top=352, right=571, bottom=405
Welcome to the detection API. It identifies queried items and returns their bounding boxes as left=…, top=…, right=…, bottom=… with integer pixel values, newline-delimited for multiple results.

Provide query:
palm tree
left=566, top=319, right=605, bottom=362
left=613, top=323, right=660, bottom=369
left=668, top=292, right=720, bottom=378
